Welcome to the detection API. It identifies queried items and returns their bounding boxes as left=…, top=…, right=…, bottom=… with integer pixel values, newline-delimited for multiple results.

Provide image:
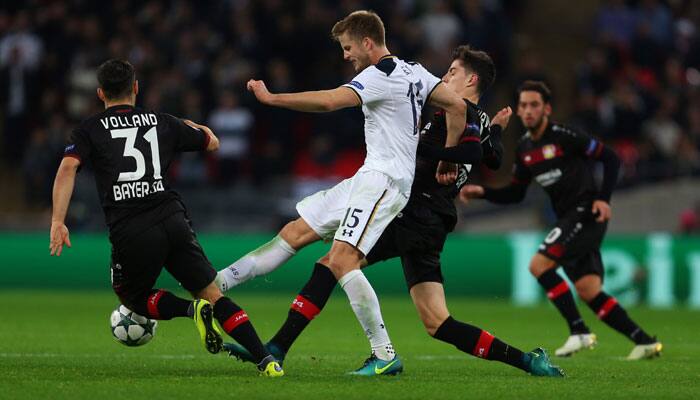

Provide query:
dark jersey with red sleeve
left=412, top=100, right=501, bottom=229
left=63, top=104, right=209, bottom=244
left=511, top=122, right=604, bottom=217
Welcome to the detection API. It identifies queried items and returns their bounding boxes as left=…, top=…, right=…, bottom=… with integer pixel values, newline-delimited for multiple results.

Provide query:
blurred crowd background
left=1, top=0, right=699, bottom=233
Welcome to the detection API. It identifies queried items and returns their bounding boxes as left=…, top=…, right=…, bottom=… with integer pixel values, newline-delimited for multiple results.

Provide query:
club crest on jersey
left=348, top=80, right=364, bottom=90
left=543, top=144, right=557, bottom=160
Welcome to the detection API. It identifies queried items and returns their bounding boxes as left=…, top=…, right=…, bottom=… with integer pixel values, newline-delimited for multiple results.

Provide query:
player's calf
left=536, top=269, right=591, bottom=335
left=124, top=289, right=194, bottom=320
left=268, top=263, right=337, bottom=355
left=432, top=316, right=564, bottom=377
left=212, top=296, right=271, bottom=365
left=586, top=292, right=656, bottom=345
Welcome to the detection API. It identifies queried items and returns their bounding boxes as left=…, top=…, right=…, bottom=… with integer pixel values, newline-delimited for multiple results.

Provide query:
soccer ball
left=110, top=304, right=158, bottom=347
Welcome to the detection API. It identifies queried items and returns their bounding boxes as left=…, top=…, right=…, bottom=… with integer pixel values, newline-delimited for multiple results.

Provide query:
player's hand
left=49, top=221, right=72, bottom=256
left=491, top=106, right=512, bottom=129
left=592, top=200, right=611, bottom=222
left=435, top=160, right=458, bottom=185
left=246, top=79, right=273, bottom=104
left=459, top=184, right=484, bottom=204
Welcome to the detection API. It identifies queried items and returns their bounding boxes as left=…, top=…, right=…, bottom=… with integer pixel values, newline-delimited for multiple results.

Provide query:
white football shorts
left=296, top=170, right=408, bottom=256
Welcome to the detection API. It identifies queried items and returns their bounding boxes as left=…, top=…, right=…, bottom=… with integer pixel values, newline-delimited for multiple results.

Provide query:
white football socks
left=338, top=269, right=395, bottom=361
left=215, top=235, right=296, bottom=292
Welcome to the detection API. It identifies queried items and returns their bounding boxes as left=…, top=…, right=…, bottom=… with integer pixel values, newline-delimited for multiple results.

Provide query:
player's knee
left=325, top=257, right=354, bottom=277
left=280, top=218, right=317, bottom=250
left=195, top=283, right=223, bottom=304
left=529, top=255, right=555, bottom=278
left=327, top=246, right=362, bottom=276
left=529, top=260, right=545, bottom=277
left=279, top=221, right=301, bottom=247
left=574, top=281, right=600, bottom=302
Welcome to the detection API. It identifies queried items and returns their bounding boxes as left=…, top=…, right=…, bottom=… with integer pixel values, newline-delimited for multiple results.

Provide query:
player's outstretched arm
left=426, top=83, right=467, bottom=147
left=184, top=119, right=220, bottom=152
left=247, top=79, right=360, bottom=113
left=50, top=157, right=80, bottom=256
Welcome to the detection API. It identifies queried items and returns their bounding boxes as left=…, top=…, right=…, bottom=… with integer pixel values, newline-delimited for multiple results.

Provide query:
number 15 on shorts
left=340, top=208, right=364, bottom=238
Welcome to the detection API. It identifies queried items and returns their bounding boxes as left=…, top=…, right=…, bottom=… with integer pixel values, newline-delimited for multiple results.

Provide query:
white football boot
left=555, top=333, right=597, bottom=357
left=626, top=341, right=663, bottom=360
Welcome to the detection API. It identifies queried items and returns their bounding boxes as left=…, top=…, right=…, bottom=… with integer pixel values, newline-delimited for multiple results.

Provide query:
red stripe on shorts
left=473, top=330, right=495, bottom=358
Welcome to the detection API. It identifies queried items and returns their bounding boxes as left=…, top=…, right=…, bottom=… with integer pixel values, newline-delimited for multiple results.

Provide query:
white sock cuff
left=338, top=269, right=363, bottom=288
left=274, top=235, right=296, bottom=255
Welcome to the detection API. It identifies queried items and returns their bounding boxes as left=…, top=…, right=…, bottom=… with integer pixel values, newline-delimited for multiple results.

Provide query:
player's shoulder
left=466, top=100, right=490, bottom=125
left=367, top=56, right=427, bottom=77
left=516, top=132, right=532, bottom=150
left=550, top=121, right=587, bottom=138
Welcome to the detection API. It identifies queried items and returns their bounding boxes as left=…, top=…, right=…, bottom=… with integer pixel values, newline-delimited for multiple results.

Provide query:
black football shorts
left=365, top=202, right=448, bottom=289
left=110, top=211, right=216, bottom=307
left=538, top=205, right=608, bottom=282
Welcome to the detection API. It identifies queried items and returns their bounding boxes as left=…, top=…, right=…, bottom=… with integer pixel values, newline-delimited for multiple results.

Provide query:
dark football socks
left=433, top=316, right=529, bottom=372
left=213, top=297, right=269, bottom=363
left=586, top=292, right=654, bottom=344
left=537, top=269, right=590, bottom=334
left=140, top=289, right=192, bottom=320
left=269, top=263, right=337, bottom=353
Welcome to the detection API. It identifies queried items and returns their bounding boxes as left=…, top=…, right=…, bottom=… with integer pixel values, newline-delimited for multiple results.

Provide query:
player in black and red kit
left=49, top=59, right=283, bottom=376
left=461, top=81, right=662, bottom=360
left=224, top=47, right=564, bottom=377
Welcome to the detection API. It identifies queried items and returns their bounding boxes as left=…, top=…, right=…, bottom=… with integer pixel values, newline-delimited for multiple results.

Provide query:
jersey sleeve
left=462, top=105, right=482, bottom=143
left=342, top=67, right=390, bottom=105
left=63, top=126, right=90, bottom=164
left=164, top=114, right=210, bottom=152
left=512, top=153, right=532, bottom=185
left=414, top=63, right=442, bottom=105
left=557, top=125, right=603, bottom=159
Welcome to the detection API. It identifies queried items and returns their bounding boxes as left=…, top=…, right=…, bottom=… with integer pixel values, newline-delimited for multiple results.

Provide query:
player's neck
left=462, top=92, right=479, bottom=105
left=369, top=47, right=391, bottom=65
left=103, top=98, right=135, bottom=109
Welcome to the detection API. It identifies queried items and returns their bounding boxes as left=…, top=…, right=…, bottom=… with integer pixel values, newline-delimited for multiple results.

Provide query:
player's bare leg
left=326, top=240, right=401, bottom=375
left=529, top=253, right=596, bottom=356
left=194, top=282, right=283, bottom=376
left=574, top=274, right=662, bottom=360
left=410, top=282, right=563, bottom=377
left=215, top=218, right=321, bottom=291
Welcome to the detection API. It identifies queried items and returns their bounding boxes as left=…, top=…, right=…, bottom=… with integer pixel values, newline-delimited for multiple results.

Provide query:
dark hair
left=452, top=45, right=495, bottom=95
left=331, top=10, right=385, bottom=46
left=96, top=59, right=135, bottom=100
left=517, top=80, right=552, bottom=103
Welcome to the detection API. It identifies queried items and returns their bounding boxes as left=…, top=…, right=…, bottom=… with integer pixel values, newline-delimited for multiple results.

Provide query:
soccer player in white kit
left=232, top=10, right=467, bottom=375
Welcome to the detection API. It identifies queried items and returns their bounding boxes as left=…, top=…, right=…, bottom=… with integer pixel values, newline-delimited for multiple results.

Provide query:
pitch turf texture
left=1, top=291, right=697, bottom=400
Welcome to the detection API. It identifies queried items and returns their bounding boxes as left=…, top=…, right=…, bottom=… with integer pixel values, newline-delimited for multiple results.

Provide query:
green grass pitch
left=1, top=291, right=698, bottom=399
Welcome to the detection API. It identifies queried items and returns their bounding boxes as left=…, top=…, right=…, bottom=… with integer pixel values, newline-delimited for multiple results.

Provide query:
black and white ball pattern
left=110, top=305, right=158, bottom=347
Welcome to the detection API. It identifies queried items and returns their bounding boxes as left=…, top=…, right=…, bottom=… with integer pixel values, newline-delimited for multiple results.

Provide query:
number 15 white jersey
left=343, top=55, right=442, bottom=196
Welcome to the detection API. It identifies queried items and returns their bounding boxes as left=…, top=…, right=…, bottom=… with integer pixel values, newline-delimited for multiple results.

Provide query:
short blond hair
left=331, top=10, right=385, bottom=46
